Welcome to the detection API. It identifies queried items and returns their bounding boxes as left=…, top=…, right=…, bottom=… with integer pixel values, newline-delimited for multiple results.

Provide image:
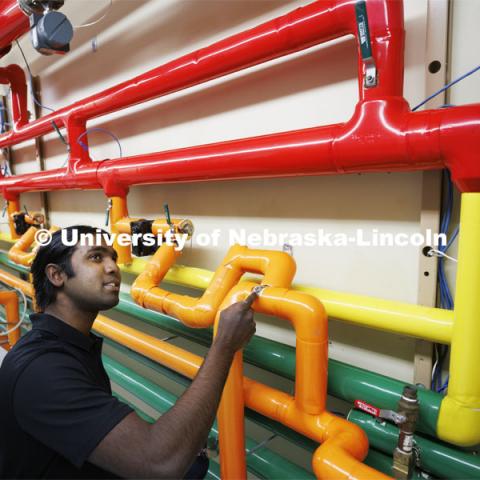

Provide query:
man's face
left=61, top=241, right=121, bottom=313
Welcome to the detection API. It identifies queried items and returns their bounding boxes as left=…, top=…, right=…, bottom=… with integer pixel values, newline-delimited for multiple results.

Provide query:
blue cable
left=77, top=127, right=123, bottom=159
left=15, top=40, right=55, bottom=113
left=432, top=170, right=457, bottom=391
left=412, top=64, right=480, bottom=111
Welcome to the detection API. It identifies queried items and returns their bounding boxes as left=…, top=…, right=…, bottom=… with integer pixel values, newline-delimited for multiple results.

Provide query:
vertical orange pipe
left=7, top=198, right=20, bottom=239
left=214, top=283, right=254, bottom=480
left=0, top=290, right=20, bottom=348
left=110, top=196, right=132, bottom=265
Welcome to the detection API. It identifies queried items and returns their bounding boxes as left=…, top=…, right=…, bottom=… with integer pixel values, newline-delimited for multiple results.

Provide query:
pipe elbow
left=130, top=277, right=150, bottom=307
left=261, top=250, right=296, bottom=288
left=437, top=395, right=480, bottom=446
left=225, top=244, right=296, bottom=288
left=286, top=291, right=327, bottom=342
left=320, top=412, right=369, bottom=460
left=313, top=442, right=391, bottom=480
left=162, top=295, right=214, bottom=328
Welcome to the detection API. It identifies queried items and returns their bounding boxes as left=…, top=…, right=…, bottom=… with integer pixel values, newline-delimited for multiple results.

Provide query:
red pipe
left=0, top=1, right=29, bottom=58
left=0, top=0, right=401, bottom=154
left=0, top=101, right=478, bottom=199
left=0, top=65, right=28, bottom=130
left=0, top=0, right=479, bottom=199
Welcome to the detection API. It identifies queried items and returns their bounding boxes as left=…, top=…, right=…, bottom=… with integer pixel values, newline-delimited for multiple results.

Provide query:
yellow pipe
left=124, top=254, right=452, bottom=343
left=297, top=286, right=453, bottom=344
left=0, top=232, right=453, bottom=343
left=132, top=244, right=296, bottom=328
left=437, top=193, right=480, bottom=446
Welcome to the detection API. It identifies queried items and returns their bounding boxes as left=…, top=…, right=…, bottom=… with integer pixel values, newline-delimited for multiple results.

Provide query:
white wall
left=1, top=0, right=436, bottom=384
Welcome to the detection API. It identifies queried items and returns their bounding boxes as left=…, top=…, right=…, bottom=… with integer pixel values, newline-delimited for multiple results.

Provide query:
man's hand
left=215, top=291, right=257, bottom=354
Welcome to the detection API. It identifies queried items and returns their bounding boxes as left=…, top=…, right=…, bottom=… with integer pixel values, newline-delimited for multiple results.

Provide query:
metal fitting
left=393, top=385, right=419, bottom=480
left=252, top=284, right=268, bottom=296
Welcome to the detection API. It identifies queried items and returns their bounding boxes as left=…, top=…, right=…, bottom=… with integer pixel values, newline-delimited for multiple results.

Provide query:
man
left=0, top=225, right=257, bottom=478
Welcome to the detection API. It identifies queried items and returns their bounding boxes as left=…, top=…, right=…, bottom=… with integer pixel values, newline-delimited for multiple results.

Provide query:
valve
left=393, top=386, right=419, bottom=480
left=11, top=210, right=43, bottom=236
left=354, top=399, right=406, bottom=425
left=18, top=0, right=73, bottom=55
left=130, top=219, right=156, bottom=258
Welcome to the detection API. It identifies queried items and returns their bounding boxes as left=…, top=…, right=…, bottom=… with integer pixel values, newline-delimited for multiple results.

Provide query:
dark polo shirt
left=0, top=313, right=133, bottom=479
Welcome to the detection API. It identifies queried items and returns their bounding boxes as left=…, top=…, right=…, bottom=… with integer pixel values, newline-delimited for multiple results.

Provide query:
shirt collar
left=30, top=312, right=102, bottom=352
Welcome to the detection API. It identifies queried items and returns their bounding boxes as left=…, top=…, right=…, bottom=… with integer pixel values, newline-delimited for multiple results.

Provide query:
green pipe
left=0, top=255, right=441, bottom=436
left=0, top=252, right=29, bottom=275
left=103, top=339, right=435, bottom=480
left=328, top=361, right=440, bottom=437
left=104, top=355, right=314, bottom=480
left=16, top=298, right=450, bottom=478
left=115, top=292, right=441, bottom=437
left=348, top=410, right=480, bottom=479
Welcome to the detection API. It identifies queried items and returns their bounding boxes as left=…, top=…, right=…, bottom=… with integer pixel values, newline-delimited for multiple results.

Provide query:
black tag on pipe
left=355, top=1, right=373, bottom=59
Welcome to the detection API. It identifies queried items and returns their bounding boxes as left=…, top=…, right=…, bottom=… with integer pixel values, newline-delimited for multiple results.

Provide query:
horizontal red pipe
left=0, top=1, right=29, bottom=58
left=0, top=0, right=403, bottom=153
left=1, top=100, right=479, bottom=200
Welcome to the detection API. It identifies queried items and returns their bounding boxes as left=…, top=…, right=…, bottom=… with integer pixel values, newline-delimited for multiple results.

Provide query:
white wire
left=427, top=248, right=458, bottom=263
left=73, top=0, right=113, bottom=29
left=0, top=287, right=28, bottom=337
left=431, top=344, right=439, bottom=382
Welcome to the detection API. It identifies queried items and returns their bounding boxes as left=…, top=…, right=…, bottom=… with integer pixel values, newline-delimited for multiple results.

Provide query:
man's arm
left=89, top=292, right=257, bottom=478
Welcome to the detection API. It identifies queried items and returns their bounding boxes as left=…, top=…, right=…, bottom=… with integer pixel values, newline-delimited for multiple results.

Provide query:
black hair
left=31, top=225, right=110, bottom=312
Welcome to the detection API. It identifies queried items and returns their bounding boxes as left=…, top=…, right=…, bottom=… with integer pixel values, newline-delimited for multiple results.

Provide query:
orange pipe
left=0, top=290, right=20, bottom=348
left=213, top=279, right=328, bottom=479
left=7, top=198, right=20, bottom=239
left=8, top=225, right=59, bottom=267
left=0, top=269, right=34, bottom=298
left=8, top=226, right=37, bottom=266
left=93, top=316, right=388, bottom=479
left=109, top=196, right=132, bottom=265
left=243, top=379, right=390, bottom=479
left=213, top=284, right=250, bottom=480
left=0, top=270, right=388, bottom=479
left=131, top=244, right=296, bottom=328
